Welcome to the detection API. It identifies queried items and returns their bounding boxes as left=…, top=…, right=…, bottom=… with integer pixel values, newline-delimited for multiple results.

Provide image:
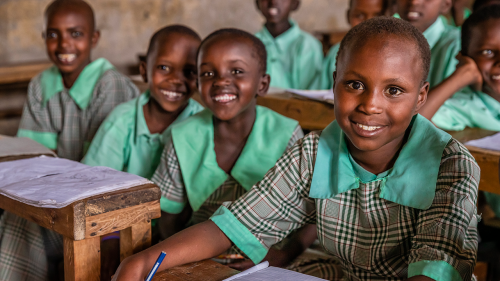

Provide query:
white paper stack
left=223, top=261, right=327, bottom=281
left=286, top=89, right=335, bottom=104
left=0, top=156, right=152, bottom=208
left=465, top=132, right=500, bottom=151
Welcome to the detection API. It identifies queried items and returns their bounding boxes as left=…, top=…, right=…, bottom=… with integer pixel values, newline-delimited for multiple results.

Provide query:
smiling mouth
left=492, top=75, right=500, bottom=81
left=356, top=123, right=383, bottom=131
left=57, top=54, right=76, bottom=63
left=407, top=12, right=420, bottom=20
left=213, top=94, right=237, bottom=103
left=160, top=90, right=184, bottom=101
left=268, top=7, right=279, bottom=16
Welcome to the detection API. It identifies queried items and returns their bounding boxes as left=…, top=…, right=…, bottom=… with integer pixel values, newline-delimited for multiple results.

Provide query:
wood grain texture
left=86, top=200, right=160, bottom=238
left=0, top=62, right=52, bottom=84
left=64, top=235, right=101, bottom=281
left=120, top=221, right=152, bottom=262
left=152, top=260, right=239, bottom=281
left=256, top=93, right=336, bottom=131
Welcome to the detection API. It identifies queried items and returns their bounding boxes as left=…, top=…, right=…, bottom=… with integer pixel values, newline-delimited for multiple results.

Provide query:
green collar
left=423, top=18, right=446, bottom=49
left=134, top=90, right=202, bottom=144
left=171, top=106, right=298, bottom=211
left=41, top=58, right=115, bottom=109
left=309, top=114, right=451, bottom=210
left=259, top=20, right=301, bottom=50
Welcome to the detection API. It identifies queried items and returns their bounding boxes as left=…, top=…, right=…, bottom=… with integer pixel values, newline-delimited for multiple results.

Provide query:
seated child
left=150, top=28, right=334, bottom=275
left=83, top=25, right=203, bottom=179
left=397, top=0, right=461, bottom=88
left=254, top=0, right=323, bottom=90
left=0, top=1, right=138, bottom=280
left=420, top=5, right=500, bottom=131
left=113, top=18, right=479, bottom=281
left=321, top=0, right=388, bottom=89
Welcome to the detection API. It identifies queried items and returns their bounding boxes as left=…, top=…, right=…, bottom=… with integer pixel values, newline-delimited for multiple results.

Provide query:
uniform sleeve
left=81, top=112, right=128, bottom=171
left=431, top=89, right=472, bottom=131
left=151, top=138, right=188, bottom=214
left=210, top=133, right=319, bottom=264
left=320, top=44, right=339, bottom=90
left=408, top=139, right=480, bottom=281
left=17, top=76, right=58, bottom=150
left=293, top=35, right=324, bottom=90
left=286, top=125, right=304, bottom=150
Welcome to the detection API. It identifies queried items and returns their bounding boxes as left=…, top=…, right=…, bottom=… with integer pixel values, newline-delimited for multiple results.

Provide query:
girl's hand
left=454, top=52, right=483, bottom=91
left=111, top=256, right=147, bottom=281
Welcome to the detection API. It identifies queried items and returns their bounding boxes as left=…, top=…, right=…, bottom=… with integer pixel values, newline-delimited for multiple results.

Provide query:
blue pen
left=145, top=251, right=167, bottom=281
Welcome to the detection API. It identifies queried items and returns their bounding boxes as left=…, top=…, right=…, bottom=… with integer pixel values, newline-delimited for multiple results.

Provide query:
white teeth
left=408, top=12, right=419, bottom=19
left=57, top=54, right=76, bottom=63
left=356, top=123, right=382, bottom=131
left=492, top=75, right=500, bottom=80
left=214, top=94, right=237, bottom=102
left=269, top=7, right=278, bottom=16
left=160, top=90, right=183, bottom=99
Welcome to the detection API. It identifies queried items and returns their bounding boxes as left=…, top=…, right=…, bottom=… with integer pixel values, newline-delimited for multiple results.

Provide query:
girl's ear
left=415, top=81, right=429, bottom=112
left=91, top=30, right=100, bottom=48
left=139, top=61, right=148, bottom=83
left=257, top=74, right=271, bottom=97
left=291, top=0, right=301, bottom=12
left=440, top=0, right=452, bottom=14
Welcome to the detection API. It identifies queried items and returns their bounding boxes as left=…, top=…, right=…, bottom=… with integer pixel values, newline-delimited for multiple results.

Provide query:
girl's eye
left=201, top=71, right=213, bottom=77
left=158, top=65, right=170, bottom=71
left=47, top=32, right=57, bottom=39
left=347, top=81, right=365, bottom=90
left=384, top=87, right=403, bottom=96
left=482, top=50, right=494, bottom=56
left=71, top=31, right=83, bottom=38
left=231, top=69, right=243, bottom=75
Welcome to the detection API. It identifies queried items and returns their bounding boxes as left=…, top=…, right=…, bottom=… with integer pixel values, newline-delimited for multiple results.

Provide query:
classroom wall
left=0, top=0, right=349, bottom=67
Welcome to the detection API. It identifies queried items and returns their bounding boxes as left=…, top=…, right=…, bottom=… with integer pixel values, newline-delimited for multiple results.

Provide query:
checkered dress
left=0, top=70, right=139, bottom=281
left=217, top=131, right=479, bottom=280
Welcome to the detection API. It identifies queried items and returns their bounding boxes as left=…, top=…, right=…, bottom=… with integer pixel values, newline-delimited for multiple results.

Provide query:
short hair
left=462, top=4, right=500, bottom=55
left=198, top=28, right=267, bottom=74
left=146, top=25, right=201, bottom=59
left=45, top=0, right=95, bottom=31
left=336, top=17, right=431, bottom=83
left=472, top=0, right=500, bottom=11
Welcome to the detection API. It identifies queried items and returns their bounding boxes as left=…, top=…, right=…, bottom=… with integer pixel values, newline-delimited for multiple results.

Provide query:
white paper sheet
left=465, top=132, right=500, bottom=151
left=223, top=261, right=327, bottom=281
left=0, top=156, right=151, bottom=208
left=286, top=89, right=334, bottom=104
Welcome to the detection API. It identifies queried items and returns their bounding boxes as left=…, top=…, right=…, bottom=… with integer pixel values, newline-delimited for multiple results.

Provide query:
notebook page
left=225, top=265, right=327, bottom=281
left=465, top=132, right=500, bottom=151
left=223, top=261, right=269, bottom=281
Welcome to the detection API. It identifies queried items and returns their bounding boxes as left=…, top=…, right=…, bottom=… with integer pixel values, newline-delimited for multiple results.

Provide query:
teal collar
left=41, top=58, right=115, bottom=109
left=309, top=114, right=451, bottom=210
left=171, top=106, right=298, bottom=211
left=423, top=18, right=446, bottom=49
left=259, top=20, right=301, bottom=50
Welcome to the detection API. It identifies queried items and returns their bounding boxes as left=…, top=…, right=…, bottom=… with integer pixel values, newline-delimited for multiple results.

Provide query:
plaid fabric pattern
left=153, top=125, right=303, bottom=225
left=18, top=69, right=139, bottom=161
left=223, top=131, right=479, bottom=280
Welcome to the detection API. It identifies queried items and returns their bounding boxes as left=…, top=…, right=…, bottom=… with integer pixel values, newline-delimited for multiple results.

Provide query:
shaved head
left=45, top=0, right=96, bottom=31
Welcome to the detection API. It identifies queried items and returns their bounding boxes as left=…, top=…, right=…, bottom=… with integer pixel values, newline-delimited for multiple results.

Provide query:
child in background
left=83, top=25, right=203, bottom=179
left=255, top=0, right=323, bottom=90
left=321, top=0, right=388, bottom=89
left=0, top=1, right=138, bottom=280
left=113, top=18, right=479, bottom=281
left=420, top=6, right=500, bottom=131
left=397, top=0, right=460, bottom=88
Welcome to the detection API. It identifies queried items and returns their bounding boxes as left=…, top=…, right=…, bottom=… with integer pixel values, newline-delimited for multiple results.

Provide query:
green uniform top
left=440, top=8, right=472, bottom=27
left=17, top=58, right=139, bottom=161
left=255, top=20, right=323, bottom=90
left=82, top=91, right=203, bottom=179
left=210, top=114, right=479, bottom=281
left=432, top=86, right=500, bottom=131
left=320, top=43, right=340, bottom=89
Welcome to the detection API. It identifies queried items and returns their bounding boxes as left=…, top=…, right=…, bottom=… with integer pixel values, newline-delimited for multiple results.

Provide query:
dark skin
left=348, top=0, right=386, bottom=27
left=396, top=0, right=452, bottom=32
left=112, top=34, right=436, bottom=281
left=256, top=0, right=300, bottom=38
left=43, top=1, right=99, bottom=88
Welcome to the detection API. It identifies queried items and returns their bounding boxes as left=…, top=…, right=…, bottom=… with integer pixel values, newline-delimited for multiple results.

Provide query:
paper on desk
left=465, top=132, right=500, bottom=151
left=0, top=136, right=56, bottom=158
left=223, top=261, right=327, bottom=281
left=0, top=156, right=151, bottom=208
left=286, top=89, right=334, bottom=104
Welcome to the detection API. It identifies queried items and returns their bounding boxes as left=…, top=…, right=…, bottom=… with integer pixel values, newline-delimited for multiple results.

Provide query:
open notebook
left=223, top=261, right=327, bottom=281
left=465, top=132, right=500, bottom=151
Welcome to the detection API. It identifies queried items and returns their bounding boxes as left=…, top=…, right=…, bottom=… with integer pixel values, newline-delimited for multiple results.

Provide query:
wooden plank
left=85, top=200, right=160, bottom=238
left=120, top=220, right=152, bottom=262
left=257, top=93, right=335, bottom=131
left=63, top=235, right=101, bottom=281
left=153, top=260, right=239, bottom=281
left=467, top=147, right=500, bottom=195
left=474, top=262, right=488, bottom=281
left=0, top=62, right=52, bottom=85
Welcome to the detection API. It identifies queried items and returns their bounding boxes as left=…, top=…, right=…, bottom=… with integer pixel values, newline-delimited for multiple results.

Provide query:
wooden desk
left=257, top=93, right=335, bottom=131
left=153, top=260, right=239, bottom=281
left=0, top=183, right=161, bottom=281
left=0, top=62, right=52, bottom=85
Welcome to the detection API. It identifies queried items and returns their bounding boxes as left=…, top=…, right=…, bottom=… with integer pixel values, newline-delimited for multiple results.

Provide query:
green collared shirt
left=17, top=58, right=139, bottom=160
left=82, top=91, right=203, bottom=179
left=255, top=20, right=323, bottom=90
left=210, top=114, right=479, bottom=281
left=432, top=86, right=500, bottom=131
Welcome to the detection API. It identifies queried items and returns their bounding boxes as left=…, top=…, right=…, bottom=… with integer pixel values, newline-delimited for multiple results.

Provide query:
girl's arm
left=112, top=220, right=232, bottom=281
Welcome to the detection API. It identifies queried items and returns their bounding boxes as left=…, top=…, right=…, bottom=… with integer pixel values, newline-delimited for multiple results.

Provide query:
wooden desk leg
left=120, top=221, right=151, bottom=262
left=63, top=236, right=101, bottom=281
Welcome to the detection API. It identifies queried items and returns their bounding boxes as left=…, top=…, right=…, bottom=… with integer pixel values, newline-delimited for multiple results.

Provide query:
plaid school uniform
left=211, top=115, right=480, bottom=281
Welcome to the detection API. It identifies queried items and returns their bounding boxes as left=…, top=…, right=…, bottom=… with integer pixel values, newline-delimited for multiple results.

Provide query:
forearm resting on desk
left=112, top=220, right=232, bottom=281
